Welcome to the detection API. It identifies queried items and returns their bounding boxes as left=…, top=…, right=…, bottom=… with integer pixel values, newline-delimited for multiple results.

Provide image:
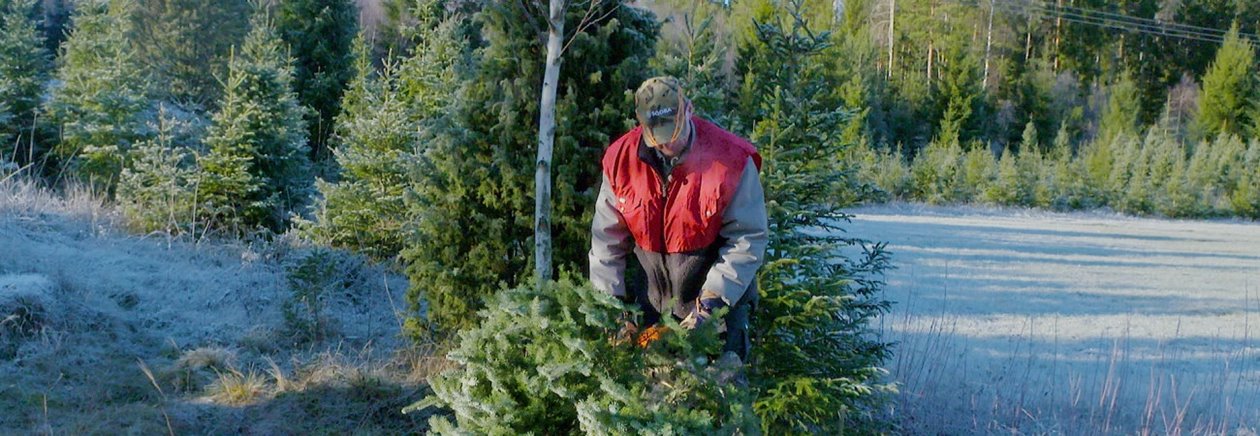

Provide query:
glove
left=680, top=297, right=725, bottom=330
left=614, top=310, right=639, bottom=345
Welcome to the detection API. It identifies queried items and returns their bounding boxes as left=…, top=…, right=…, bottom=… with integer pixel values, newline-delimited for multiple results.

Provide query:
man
left=589, top=76, right=768, bottom=361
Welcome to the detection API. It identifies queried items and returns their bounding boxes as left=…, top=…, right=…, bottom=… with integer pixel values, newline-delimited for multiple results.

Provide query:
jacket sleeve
left=589, top=174, right=634, bottom=299
left=701, top=157, right=769, bottom=306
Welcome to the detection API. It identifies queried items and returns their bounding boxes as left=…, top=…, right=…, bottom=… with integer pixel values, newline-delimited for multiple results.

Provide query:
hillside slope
left=0, top=179, right=428, bottom=434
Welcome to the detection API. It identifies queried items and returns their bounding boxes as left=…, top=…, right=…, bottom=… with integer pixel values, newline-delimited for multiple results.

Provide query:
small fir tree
left=117, top=104, right=204, bottom=234
left=0, top=0, right=50, bottom=164
left=960, top=144, right=995, bottom=200
left=199, top=9, right=312, bottom=233
left=909, top=139, right=964, bottom=204
left=46, top=0, right=151, bottom=189
left=985, top=148, right=1021, bottom=205
left=306, top=35, right=412, bottom=258
left=1015, top=146, right=1048, bottom=207
left=648, top=0, right=732, bottom=122
left=1080, top=134, right=1118, bottom=202
left=1232, top=139, right=1260, bottom=218
left=275, top=0, right=358, bottom=162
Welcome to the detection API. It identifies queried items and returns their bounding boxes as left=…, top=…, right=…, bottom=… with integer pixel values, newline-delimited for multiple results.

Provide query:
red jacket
left=601, top=116, right=762, bottom=253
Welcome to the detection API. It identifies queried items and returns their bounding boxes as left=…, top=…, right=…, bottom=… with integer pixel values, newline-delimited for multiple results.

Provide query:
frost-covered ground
left=850, top=203, right=1260, bottom=434
left=0, top=178, right=431, bottom=433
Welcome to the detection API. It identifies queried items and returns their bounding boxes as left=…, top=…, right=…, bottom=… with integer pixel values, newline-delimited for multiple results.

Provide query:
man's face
left=644, top=104, right=691, bottom=158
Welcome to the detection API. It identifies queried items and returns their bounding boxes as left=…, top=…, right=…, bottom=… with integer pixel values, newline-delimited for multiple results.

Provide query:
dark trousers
left=630, top=246, right=756, bottom=360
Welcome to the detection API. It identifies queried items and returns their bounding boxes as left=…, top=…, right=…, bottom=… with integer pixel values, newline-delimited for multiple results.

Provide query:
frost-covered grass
left=852, top=202, right=1260, bottom=434
left=0, top=175, right=439, bottom=433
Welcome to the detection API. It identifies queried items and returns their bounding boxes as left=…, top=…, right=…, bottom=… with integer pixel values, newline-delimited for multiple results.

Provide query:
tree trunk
left=535, top=0, right=565, bottom=285
left=887, top=0, right=895, bottom=79
left=983, top=0, right=994, bottom=90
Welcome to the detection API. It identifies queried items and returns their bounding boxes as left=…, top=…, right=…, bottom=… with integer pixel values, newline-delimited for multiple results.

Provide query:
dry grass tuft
left=399, top=342, right=456, bottom=384
left=206, top=368, right=269, bottom=406
left=175, top=347, right=237, bottom=372
left=0, top=174, right=119, bottom=230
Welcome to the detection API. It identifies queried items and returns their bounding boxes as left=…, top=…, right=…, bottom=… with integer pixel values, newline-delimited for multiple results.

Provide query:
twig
left=561, top=1, right=622, bottom=56
left=137, top=359, right=177, bottom=436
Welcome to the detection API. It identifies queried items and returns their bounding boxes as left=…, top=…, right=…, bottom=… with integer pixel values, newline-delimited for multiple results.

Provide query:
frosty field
left=849, top=203, right=1260, bottom=434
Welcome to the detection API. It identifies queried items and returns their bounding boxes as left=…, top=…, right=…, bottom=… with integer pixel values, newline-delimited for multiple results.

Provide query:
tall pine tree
left=401, top=1, right=658, bottom=333
left=46, top=0, right=151, bottom=189
left=275, top=0, right=357, bottom=162
left=731, top=1, right=891, bottom=431
left=199, top=8, right=311, bottom=233
left=1196, top=24, right=1256, bottom=139
left=0, top=0, right=50, bottom=165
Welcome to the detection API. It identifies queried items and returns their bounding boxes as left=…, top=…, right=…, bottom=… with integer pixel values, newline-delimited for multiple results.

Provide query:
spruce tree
left=117, top=104, right=203, bottom=234
left=1098, top=71, right=1141, bottom=143
left=275, top=0, right=358, bottom=162
left=935, top=43, right=983, bottom=145
left=731, top=1, right=891, bottom=431
left=0, top=0, right=50, bottom=165
left=648, top=0, right=731, bottom=122
left=45, top=0, right=151, bottom=189
left=401, top=2, right=658, bottom=333
left=306, top=36, right=412, bottom=258
left=199, top=9, right=311, bottom=233
left=1197, top=24, right=1256, bottom=139
left=985, top=148, right=1021, bottom=205
left=1232, top=139, right=1260, bottom=218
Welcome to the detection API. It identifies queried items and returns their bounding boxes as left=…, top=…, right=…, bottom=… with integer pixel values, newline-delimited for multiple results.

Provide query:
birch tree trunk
left=535, top=0, right=565, bottom=284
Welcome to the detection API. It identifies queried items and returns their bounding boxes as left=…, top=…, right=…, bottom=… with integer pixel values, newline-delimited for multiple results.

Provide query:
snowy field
left=849, top=203, right=1260, bottom=434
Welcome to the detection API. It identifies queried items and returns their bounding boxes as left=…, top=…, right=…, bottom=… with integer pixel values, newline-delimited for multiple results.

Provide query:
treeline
left=814, top=0, right=1260, bottom=217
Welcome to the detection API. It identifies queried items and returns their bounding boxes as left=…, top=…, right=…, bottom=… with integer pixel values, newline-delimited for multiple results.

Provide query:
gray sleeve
left=589, top=174, right=634, bottom=299
left=701, top=157, right=769, bottom=306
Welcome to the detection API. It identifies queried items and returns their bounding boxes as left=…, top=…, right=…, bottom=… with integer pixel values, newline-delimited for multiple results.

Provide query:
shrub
left=206, top=367, right=268, bottom=406
left=282, top=247, right=368, bottom=344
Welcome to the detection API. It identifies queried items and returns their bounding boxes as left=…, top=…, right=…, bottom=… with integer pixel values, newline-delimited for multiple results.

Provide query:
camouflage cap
left=634, top=76, right=687, bottom=147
